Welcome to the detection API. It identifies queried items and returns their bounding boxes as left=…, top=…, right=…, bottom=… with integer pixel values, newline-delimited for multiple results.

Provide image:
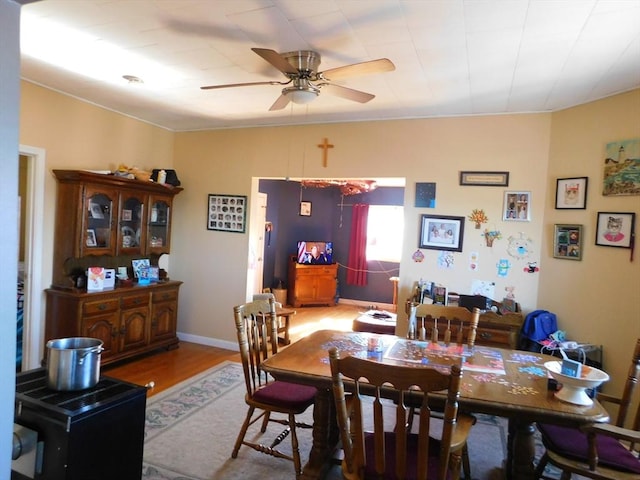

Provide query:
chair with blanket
left=535, top=338, right=640, bottom=480
left=232, top=297, right=316, bottom=478
left=328, top=346, right=475, bottom=480
left=252, top=292, right=294, bottom=344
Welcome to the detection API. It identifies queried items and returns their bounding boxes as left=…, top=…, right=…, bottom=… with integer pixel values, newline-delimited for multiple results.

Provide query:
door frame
left=19, top=144, right=45, bottom=370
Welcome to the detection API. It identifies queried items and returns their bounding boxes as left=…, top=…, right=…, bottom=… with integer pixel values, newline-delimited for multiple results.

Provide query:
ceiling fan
left=201, top=48, right=395, bottom=111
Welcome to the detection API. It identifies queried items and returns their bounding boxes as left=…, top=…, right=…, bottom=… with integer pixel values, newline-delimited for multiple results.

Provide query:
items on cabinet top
left=51, top=170, right=183, bottom=289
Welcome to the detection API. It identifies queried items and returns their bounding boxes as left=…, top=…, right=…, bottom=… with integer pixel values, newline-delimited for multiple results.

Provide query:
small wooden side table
left=275, top=306, right=296, bottom=345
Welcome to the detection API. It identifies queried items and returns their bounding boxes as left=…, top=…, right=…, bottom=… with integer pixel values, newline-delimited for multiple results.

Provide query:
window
left=366, top=205, right=404, bottom=262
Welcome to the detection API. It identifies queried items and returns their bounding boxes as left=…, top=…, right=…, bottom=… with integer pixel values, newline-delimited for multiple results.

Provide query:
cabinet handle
left=98, top=303, right=107, bottom=311
left=480, top=332, right=492, bottom=339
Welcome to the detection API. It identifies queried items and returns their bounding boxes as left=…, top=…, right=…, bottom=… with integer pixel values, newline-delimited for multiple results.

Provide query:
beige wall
left=20, top=81, right=175, bottom=298
left=19, top=80, right=639, bottom=404
left=171, top=114, right=552, bottom=346
left=541, top=89, right=640, bottom=397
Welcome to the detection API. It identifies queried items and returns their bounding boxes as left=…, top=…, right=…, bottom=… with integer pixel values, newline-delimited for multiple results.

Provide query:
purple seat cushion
left=362, top=431, right=451, bottom=480
left=538, top=423, right=640, bottom=474
left=253, top=381, right=316, bottom=410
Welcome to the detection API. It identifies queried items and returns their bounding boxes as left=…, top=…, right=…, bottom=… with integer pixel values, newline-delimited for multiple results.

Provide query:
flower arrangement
left=468, top=209, right=489, bottom=229
left=484, top=229, right=502, bottom=247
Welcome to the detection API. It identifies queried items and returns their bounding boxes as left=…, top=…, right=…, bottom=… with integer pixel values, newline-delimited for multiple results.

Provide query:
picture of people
left=419, top=215, right=465, bottom=252
left=503, top=191, right=530, bottom=221
left=297, top=241, right=333, bottom=265
left=428, top=222, right=456, bottom=245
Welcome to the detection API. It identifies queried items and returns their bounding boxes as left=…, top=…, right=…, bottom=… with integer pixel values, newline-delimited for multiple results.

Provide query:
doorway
left=18, top=145, right=45, bottom=370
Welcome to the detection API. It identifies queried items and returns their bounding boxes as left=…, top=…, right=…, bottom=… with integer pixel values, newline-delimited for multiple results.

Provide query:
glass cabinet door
left=83, top=187, right=118, bottom=255
left=118, top=193, right=145, bottom=255
left=147, top=195, right=172, bottom=254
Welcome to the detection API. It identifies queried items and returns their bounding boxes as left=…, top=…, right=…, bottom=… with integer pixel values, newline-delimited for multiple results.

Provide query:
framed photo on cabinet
left=553, top=224, right=583, bottom=260
left=85, top=229, right=97, bottom=247
left=555, top=177, right=588, bottom=209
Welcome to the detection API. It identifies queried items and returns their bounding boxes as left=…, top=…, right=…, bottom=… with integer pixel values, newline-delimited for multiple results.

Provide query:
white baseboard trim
left=338, top=298, right=395, bottom=311
left=177, top=332, right=238, bottom=352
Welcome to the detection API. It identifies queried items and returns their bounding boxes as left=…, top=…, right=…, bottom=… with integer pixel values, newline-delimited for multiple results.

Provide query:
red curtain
left=346, top=204, right=369, bottom=286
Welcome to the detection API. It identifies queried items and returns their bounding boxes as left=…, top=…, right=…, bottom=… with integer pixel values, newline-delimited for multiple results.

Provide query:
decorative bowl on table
left=544, top=360, right=609, bottom=406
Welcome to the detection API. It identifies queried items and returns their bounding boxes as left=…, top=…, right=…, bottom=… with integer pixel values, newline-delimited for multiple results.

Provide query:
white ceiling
left=20, top=0, right=640, bottom=132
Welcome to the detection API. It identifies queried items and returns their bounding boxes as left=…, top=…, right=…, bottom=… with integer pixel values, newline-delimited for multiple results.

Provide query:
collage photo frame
left=207, top=194, right=247, bottom=233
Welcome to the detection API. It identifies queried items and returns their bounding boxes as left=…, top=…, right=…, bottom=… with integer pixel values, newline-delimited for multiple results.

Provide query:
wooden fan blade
left=269, top=94, right=291, bottom=111
left=201, top=81, right=285, bottom=90
left=252, top=48, right=299, bottom=75
left=321, top=84, right=375, bottom=103
left=320, top=58, right=395, bottom=81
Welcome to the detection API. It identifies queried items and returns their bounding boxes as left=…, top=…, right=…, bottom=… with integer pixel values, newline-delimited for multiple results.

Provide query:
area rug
left=142, top=361, right=556, bottom=480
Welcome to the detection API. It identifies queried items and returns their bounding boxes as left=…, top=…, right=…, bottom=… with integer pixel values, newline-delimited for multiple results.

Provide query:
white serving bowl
left=544, top=360, right=609, bottom=406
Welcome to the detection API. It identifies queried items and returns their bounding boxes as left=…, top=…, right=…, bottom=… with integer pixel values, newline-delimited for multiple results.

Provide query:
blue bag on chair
left=522, top=310, right=558, bottom=342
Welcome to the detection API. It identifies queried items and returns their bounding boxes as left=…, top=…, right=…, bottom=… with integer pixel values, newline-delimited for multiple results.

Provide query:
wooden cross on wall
left=317, top=138, right=334, bottom=167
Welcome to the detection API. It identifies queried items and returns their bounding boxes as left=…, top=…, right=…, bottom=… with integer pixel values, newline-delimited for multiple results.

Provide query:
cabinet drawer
left=121, top=293, right=149, bottom=309
left=296, top=267, right=336, bottom=276
left=152, top=289, right=177, bottom=303
left=476, top=327, right=512, bottom=347
left=83, top=298, right=119, bottom=316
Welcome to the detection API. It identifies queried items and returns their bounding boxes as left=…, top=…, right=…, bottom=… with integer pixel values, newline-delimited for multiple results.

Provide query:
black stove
left=13, top=368, right=147, bottom=480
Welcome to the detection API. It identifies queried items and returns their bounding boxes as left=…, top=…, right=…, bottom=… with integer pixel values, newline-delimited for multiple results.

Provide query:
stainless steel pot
left=46, top=337, right=104, bottom=391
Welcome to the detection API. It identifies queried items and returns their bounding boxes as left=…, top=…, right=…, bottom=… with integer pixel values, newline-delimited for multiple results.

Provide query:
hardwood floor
left=104, top=303, right=366, bottom=397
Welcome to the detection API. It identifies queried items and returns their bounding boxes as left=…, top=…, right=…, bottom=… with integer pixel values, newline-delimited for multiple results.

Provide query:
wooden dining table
left=261, top=329, right=610, bottom=480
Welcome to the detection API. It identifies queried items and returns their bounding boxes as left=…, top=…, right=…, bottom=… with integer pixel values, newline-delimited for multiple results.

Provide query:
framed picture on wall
left=555, top=177, right=588, bottom=209
left=419, top=214, right=465, bottom=252
left=595, top=212, right=635, bottom=248
left=299, top=201, right=312, bottom=216
left=503, top=191, right=531, bottom=221
left=553, top=224, right=583, bottom=260
left=207, top=194, right=247, bottom=233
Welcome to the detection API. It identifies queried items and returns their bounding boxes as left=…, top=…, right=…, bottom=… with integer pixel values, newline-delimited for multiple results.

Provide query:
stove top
left=15, top=368, right=146, bottom=421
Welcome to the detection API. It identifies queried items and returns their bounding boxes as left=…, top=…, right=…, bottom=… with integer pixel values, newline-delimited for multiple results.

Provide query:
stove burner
left=16, top=368, right=141, bottom=416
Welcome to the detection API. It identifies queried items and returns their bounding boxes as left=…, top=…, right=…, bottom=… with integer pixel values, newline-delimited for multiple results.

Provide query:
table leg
left=300, top=387, right=338, bottom=480
left=283, top=314, right=291, bottom=345
left=507, top=418, right=536, bottom=480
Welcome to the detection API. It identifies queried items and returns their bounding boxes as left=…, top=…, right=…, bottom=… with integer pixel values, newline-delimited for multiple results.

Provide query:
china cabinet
left=45, top=170, right=183, bottom=364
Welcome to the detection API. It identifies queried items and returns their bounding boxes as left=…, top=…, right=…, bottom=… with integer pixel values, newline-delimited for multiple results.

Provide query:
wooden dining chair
left=413, top=304, right=480, bottom=348
left=407, top=304, right=481, bottom=479
left=535, top=338, right=640, bottom=480
left=252, top=292, right=289, bottom=343
left=328, top=346, right=475, bottom=480
left=232, top=297, right=316, bottom=478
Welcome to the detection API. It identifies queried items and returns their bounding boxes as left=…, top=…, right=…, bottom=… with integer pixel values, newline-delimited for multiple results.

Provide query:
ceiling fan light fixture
left=284, top=86, right=319, bottom=104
